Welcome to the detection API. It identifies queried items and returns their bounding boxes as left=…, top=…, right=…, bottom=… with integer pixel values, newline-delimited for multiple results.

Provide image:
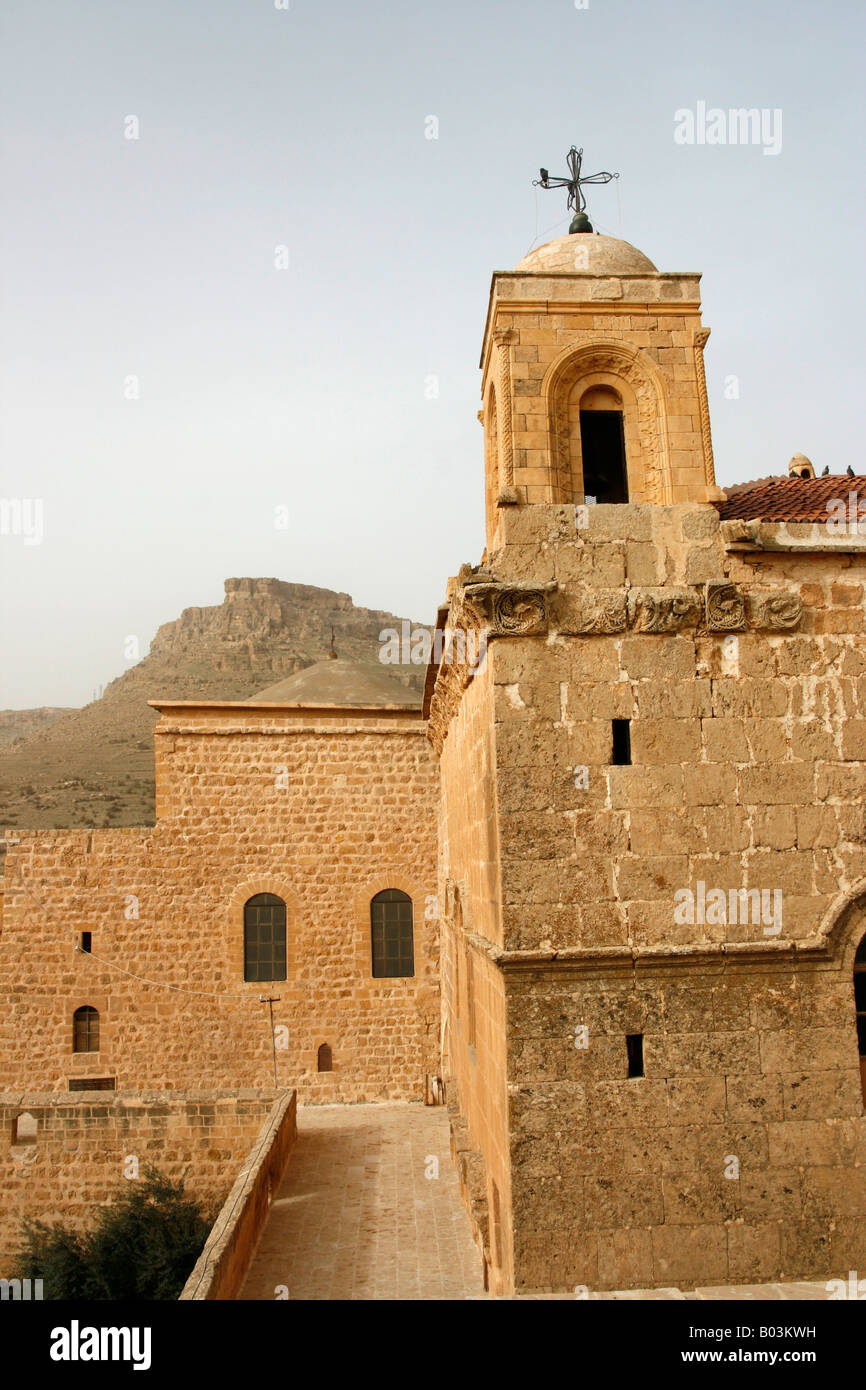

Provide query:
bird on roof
left=821, top=466, right=829, bottom=476
left=847, top=465, right=855, bottom=476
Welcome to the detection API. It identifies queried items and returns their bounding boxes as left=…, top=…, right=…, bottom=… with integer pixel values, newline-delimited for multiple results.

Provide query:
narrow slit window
left=80, top=932, right=92, bottom=954
left=626, top=1034, right=644, bottom=1078
left=612, top=719, right=631, bottom=766
left=317, top=1043, right=333, bottom=1073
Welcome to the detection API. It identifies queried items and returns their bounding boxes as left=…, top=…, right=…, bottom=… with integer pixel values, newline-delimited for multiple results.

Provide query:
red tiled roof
left=715, top=476, right=866, bottom=523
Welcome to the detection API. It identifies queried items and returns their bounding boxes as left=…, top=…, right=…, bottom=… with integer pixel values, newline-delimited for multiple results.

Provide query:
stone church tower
left=428, top=229, right=866, bottom=1294
left=3, top=218, right=866, bottom=1299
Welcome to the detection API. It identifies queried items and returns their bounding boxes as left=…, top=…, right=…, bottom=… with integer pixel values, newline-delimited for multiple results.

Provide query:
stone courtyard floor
left=238, top=1102, right=833, bottom=1302
left=239, top=1101, right=482, bottom=1300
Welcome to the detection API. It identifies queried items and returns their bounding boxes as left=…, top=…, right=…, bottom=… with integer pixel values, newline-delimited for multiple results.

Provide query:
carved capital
left=461, top=580, right=555, bottom=637
left=629, top=588, right=701, bottom=633
left=492, top=326, right=518, bottom=347
left=746, top=591, right=803, bottom=631
left=705, top=582, right=746, bottom=631
left=496, top=486, right=520, bottom=507
left=555, top=588, right=628, bottom=635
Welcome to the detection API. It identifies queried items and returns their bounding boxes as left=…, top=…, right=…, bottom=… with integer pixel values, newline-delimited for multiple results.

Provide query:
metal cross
left=534, top=145, right=618, bottom=221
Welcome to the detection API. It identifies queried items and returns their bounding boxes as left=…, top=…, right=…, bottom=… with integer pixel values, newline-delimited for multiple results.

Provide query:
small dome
left=788, top=453, right=815, bottom=479
left=247, top=657, right=420, bottom=708
left=515, top=233, right=658, bottom=276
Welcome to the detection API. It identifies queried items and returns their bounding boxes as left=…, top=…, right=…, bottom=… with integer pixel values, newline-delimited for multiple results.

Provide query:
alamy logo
left=379, top=621, right=487, bottom=670
left=674, top=102, right=782, bottom=156
left=674, top=882, right=782, bottom=936
left=0, top=1278, right=43, bottom=1300
left=0, top=498, right=43, bottom=545
left=826, top=1270, right=866, bottom=1300
left=825, top=493, right=866, bottom=535
left=49, top=1321, right=152, bottom=1371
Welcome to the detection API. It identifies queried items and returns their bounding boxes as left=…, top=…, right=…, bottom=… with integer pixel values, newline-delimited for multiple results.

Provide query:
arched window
left=73, top=1006, right=99, bottom=1053
left=855, top=935, right=866, bottom=1104
left=317, top=1043, right=333, bottom=1073
left=370, top=890, right=414, bottom=979
left=578, top=385, right=628, bottom=504
left=243, top=894, right=287, bottom=982
left=12, top=1112, right=37, bottom=1146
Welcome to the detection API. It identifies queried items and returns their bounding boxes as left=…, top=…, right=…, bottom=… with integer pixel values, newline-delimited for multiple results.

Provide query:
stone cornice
left=553, top=581, right=803, bottom=635
left=721, top=519, right=866, bottom=554
left=461, top=935, right=841, bottom=978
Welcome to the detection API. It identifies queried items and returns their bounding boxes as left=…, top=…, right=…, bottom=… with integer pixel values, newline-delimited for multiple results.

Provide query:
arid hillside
left=0, top=708, right=74, bottom=747
left=0, top=578, right=421, bottom=835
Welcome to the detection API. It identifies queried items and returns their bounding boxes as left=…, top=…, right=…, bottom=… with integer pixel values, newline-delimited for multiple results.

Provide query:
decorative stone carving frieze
left=705, top=582, right=746, bottom=631
left=628, top=588, right=701, bottom=633
left=556, top=588, right=628, bottom=635
left=746, top=591, right=804, bottom=631
left=461, top=579, right=556, bottom=637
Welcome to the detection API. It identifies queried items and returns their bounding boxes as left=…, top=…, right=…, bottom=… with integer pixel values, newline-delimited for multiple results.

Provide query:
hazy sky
left=1, top=0, right=864, bottom=707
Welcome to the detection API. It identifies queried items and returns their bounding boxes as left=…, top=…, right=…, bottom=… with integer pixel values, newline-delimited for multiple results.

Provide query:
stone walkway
left=239, top=1102, right=483, bottom=1300
left=239, top=1102, right=833, bottom=1301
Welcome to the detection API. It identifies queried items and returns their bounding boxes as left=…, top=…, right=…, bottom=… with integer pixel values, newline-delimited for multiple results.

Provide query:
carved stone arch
left=818, top=882, right=866, bottom=969
left=542, top=339, right=672, bottom=504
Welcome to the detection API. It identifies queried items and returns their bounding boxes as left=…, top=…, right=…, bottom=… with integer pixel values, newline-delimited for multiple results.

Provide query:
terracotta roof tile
left=715, top=476, right=866, bottom=523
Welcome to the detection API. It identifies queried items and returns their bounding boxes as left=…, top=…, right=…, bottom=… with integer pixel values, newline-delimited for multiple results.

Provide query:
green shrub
left=14, top=1167, right=211, bottom=1301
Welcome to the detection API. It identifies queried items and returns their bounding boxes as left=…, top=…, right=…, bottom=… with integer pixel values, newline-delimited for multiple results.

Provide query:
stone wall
left=0, top=1089, right=280, bottom=1274
left=0, top=707, right=439, bottom=1103
left=180, top=1089, right=297, bottom=1300
left=436, top=659, right=513, bottom=1293
left=432, top=499, right=866, bottom=1292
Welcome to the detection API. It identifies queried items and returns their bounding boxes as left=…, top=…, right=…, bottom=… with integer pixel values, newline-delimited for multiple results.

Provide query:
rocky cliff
left=0, top=578, right=420, bottom=833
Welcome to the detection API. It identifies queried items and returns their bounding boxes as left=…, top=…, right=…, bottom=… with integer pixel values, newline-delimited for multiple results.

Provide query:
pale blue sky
left=1, top=0, right=863, bottom=705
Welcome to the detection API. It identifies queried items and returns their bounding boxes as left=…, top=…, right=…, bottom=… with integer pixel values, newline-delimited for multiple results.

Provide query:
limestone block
left=683, top=764, right=736, bottom=805
left=584, top=1175, right=665, bottom=1229
left=651, top=1224, right=728, bottom=1286
left=662, top=1175, right=740, bottom=1225
left=553, top=589, right=627, bottom=635
left=701, top=717, right=749, bottom=763
left=596, top=1228, right=654, bottom=1288
left=781, top=1070, right=863, bottom=1121
left=726, top=1223, right=782, bottom=1284
left=630, top=719, right=701, bottom=765
left=609, top=765, right=684, bottom=808
left=667, top=1078, right=727, bottom=1125
left=620, top=635, right=695, bottom=680
left=633, top=679, right=711, bottom=718
left=725, top=1074, right=784, bottom=1123
left=739, top=765, right=813, bottom=805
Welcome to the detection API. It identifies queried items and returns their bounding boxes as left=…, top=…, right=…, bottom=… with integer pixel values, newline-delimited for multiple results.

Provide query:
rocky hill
left=0, top=708, right=74, bottom=747
left=0, top=578, right=421, bottom=834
